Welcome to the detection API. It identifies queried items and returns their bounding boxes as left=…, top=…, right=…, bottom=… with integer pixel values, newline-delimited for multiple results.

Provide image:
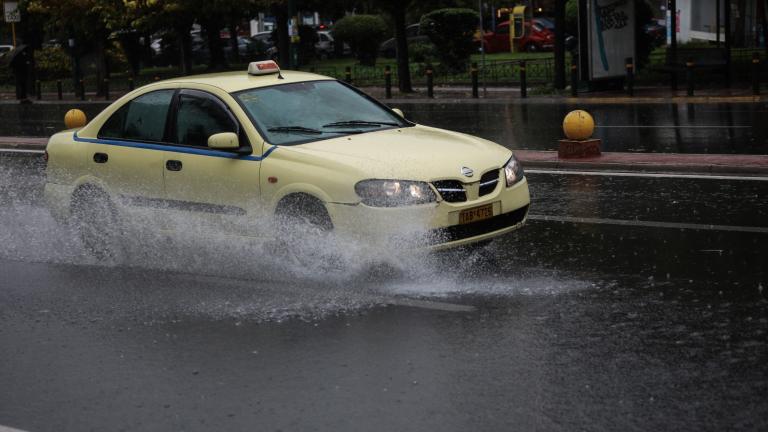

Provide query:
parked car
left=644, top=23, right=666, bottom=47
left=44, top=61, right=530, bottom=261
left=482, top=20, right=555, bottom=53
left=251, top=31, right=276, bottom=52
left=379, top=24, right=431, bottom=58
left=0, top=45, right=13, bottom=59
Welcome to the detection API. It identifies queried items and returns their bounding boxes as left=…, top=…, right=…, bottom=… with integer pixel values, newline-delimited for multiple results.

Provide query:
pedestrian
left=8, top=45, right=32, bottom=102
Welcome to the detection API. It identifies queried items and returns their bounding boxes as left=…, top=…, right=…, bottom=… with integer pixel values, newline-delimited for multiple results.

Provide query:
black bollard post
left=345, top=66, right=352, bottom=84
left=519, top=61, right=527, bottom=98
left=625, top=57, right=634, bottom=97
left=104, top=78, right=110, bottom=101
left=753, top=53, right=761, bottom=95
left=79, top=80, right=85, bottom=101
left=128, top=77, right=134, bottom=91
left=56, top=80, right=63, bottom=100
left=384, top=65, right=392, bottom=99
left=570, top=64, right=578, bottom=97
left=426, top=65, right=434, bottom=98
left=36, top=81, right=42, bottom=100
left=686, top=58, right=695, bottom=96
left=471, top=62, right=479, bottom=98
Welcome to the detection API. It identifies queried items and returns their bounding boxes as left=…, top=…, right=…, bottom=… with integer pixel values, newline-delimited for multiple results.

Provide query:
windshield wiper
left=322, top=120, right=400, bottom=128
left=267, top=126, right=324, bottom=135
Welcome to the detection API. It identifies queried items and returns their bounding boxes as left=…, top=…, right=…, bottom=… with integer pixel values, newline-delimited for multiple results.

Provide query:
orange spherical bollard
left=64, top=109, right=88, bottom=129
left=562, top=110, right=595, bottom=141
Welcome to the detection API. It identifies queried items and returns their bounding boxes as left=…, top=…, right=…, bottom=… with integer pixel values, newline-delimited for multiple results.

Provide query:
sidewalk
left=3, top=136, right=767, bottom=176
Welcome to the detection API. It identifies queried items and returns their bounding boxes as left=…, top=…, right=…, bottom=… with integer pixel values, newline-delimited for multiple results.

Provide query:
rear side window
left=175, top=93, right=237, bottom=147
left=99, top=90, right=174, bottom=142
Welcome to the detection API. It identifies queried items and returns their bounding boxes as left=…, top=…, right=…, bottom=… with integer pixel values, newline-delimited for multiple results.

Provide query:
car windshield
left=235, top=80, right=409, bottom=145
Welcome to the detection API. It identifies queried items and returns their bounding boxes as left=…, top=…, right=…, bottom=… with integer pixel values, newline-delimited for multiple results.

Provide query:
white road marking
left=596, top=125, right=751, bottom=129
left=0, top=425, right=30, bottom=432
left=526, top=169, right=768, bottom=182
left=0, top=148, right=45, bottom=154
left=388, top=298, right=476, bottom=312
left=528, top=214, right=768, bottom=234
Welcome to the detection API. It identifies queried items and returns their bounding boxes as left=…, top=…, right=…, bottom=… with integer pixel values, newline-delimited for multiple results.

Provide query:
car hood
left=283, top=124, right=513, bottom=181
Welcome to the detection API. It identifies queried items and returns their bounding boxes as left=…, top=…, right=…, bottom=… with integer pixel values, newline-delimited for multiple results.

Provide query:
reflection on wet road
left=1, top=153, right=766, bottom=431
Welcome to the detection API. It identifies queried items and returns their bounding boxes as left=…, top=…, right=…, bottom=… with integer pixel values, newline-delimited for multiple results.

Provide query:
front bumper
left=326, top=177, right=530, bottom=250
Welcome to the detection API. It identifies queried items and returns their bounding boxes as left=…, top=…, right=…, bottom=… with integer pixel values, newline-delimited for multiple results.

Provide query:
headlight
left=355, top=179, right=436, bottom=207
left=504, top=155, right=525, bottom=187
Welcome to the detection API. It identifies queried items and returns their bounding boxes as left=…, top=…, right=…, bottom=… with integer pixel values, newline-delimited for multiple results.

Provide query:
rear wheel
left=71, top=187, right=125, bottom=263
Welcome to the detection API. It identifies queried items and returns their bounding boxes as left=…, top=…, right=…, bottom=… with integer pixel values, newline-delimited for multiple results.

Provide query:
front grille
left=478, top=170, right=500, bottom=197
left=429, top=204, right=529, bottom=244
left=433, top=180, right=466, bottom=203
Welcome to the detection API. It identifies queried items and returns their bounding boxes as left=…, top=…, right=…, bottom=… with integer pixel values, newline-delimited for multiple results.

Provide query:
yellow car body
left=44, top=66, right=529, bottom=251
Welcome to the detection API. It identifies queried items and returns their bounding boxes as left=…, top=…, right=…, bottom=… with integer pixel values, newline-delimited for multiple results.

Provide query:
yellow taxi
left=44, top=61, right=530, bottom=260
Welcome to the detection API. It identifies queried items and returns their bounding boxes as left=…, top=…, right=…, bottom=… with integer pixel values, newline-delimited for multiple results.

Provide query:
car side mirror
left=208, top=132, right=239, bottom=149
left=392, top=108, right=405, bottom=118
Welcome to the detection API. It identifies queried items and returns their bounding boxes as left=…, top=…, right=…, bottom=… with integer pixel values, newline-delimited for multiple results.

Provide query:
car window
left=99, top=90, right=174, bottom=142
left=175, top=93, right=237, bottom=147
left=319, top=34, right=329, bottom=42
left=533, top=23, right=543, bottom=32
left=235, top=80, right=408, bottom=146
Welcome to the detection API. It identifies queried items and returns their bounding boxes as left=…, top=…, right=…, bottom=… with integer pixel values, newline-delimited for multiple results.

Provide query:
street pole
left=287, top=0, right=298, bottom=69
left=479, top=0, right=487, bottom=97
left=11, top=22, right=16, bottom=48
left=554, top=0, right=566, bottom=89
left=716, top=0, right=721, bottom=47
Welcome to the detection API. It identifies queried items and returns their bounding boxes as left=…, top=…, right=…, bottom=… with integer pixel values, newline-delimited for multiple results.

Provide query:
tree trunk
left=177, top=25, right=193, bottom=75
left=95, top=38, right=109, bottom=96
left=229, top=19, right=240, bottom=64
left=273, top=5, right=290, bottom=67
left=204, top=21, right=227, bottom=70
left=392, top=7, right=412, bottom=93
left=735, top=0, right=746, bottom=46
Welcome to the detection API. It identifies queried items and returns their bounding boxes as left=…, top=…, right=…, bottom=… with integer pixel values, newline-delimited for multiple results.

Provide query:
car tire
left=272, top=193, right=339, bottom=269
left=525, top=43, right=539, bottom=53
left=71, top=186, right=125, bottom=263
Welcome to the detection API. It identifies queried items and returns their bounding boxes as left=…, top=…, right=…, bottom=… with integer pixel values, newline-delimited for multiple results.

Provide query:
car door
left=91, top=89, right=174, bottom=212
left=162, top=89, right=261, bottom=234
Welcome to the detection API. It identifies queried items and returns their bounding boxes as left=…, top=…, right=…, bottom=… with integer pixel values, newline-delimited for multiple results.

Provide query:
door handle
left=166, top=160, right=183, bottom=171
left=93, top=152, right=108, bottom=163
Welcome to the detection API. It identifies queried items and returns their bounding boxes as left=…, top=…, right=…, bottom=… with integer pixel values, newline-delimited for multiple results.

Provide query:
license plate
left=459, top=204, right=494, bottom=225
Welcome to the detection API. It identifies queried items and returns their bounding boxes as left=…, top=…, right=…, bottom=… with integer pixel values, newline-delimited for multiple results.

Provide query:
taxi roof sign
left=248, top=60, right=281, bottom=76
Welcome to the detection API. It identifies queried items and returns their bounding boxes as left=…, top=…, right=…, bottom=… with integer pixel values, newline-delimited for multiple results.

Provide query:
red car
left=482, top=19, right=555, bottom=53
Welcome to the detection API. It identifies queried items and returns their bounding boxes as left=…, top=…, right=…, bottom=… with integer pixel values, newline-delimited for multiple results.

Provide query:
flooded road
left=1, top=153, right=767, bottom=431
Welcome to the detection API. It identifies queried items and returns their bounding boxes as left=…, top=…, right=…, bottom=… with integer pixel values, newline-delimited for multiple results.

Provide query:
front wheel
left=71, top=187, right=125, bottom=263
left=271, top=194, right=339, bottom=270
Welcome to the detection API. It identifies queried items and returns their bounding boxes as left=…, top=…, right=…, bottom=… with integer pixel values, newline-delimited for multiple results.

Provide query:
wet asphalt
left=1, top=153, right=767, bottom=431
left=2, top=100, right=767, bottom=154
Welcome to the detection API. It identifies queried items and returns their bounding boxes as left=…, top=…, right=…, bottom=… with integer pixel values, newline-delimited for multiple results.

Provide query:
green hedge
left=419, top=8, right=479, bottom=72
left=332, top=15, right=388, bottom=66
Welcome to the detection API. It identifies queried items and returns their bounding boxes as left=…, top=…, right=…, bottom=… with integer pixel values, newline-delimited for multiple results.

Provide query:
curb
left=514, top=150, right=768, bottom=176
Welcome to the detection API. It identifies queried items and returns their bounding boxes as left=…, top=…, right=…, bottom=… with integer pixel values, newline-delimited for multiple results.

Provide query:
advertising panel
left=587, top=0, right=635, bottom=79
